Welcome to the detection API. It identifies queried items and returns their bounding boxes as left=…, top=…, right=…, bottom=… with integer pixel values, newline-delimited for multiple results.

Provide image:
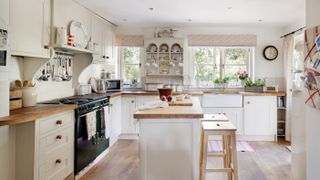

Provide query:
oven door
left=75, top=107, right=109, bottom=174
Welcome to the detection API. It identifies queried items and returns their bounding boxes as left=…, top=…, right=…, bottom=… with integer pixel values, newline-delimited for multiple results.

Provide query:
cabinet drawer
left=39, top=112, right=74, bottom=135
left=39, top=149, right=73, bottom=180
left=39, top=126, right=74, bottom=165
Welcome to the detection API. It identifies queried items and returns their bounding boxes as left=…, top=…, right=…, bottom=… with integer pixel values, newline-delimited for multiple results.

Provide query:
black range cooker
left=42, top=94, right=110, bottom=174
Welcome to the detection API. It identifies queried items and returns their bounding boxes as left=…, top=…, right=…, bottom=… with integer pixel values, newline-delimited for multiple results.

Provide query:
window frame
left=119, top=46, right=143, bottom=88
left=193, top=46, right=253, bottom=87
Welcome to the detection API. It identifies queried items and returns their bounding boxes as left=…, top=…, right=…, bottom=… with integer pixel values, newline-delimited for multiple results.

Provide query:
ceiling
left=76, top=0, right=305, bottom=28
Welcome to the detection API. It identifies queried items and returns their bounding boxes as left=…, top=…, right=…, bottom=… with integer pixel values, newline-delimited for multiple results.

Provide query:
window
left=194, top=47, right=251, bottom=87
left=120, top=47, right=142, bottom=88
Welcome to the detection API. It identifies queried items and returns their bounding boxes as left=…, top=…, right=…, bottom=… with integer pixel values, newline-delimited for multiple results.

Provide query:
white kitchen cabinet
left=91, top=15, right=115, bottom=64
left=0, top=0, right=9, bottom=24
left=10, top=0, right=50, bottom=58
left=202, top=107, right=243, bottom=135
left=121, top=96, right=139, bottom=134
left=243, top=96, right=277, bottom=138
left=15, top=111, right=74, bottom=180
left=109, top=96, right=122, bottom=145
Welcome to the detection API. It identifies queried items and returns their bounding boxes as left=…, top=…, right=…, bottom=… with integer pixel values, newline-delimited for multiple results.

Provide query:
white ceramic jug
left=22, top=87, right=37, bottom=107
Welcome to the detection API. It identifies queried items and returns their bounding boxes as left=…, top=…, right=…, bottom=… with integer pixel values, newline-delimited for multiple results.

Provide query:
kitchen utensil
left=96, top=79, right=106, bottom=93
left=69, top=21, right=89, bottom=49
left=56, top=27, right=68, bottom=46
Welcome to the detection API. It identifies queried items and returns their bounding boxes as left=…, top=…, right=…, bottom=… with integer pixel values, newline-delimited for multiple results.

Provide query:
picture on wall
left=304, top=25, right=320, bottom=109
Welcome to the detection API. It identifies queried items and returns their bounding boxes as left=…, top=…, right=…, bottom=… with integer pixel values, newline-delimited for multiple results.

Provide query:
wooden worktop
left=106, top=89, right=284, bottom=98
left=0, top=104, right=77, bottom=126
left=107, top=90, right=204, bottom=98
left=134, top=97, right=204, bottom=119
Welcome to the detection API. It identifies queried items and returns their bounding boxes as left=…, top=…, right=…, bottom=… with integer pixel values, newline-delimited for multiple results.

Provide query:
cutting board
left=168, top=99, right=193, bottom=106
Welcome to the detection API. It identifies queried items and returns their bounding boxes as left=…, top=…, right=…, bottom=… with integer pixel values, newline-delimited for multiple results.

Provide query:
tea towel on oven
left=86, top=111, right=97, bottom=140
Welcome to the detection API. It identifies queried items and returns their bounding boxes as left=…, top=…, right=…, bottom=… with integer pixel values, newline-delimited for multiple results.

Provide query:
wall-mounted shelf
left=52, top=44, right=95, bottom=54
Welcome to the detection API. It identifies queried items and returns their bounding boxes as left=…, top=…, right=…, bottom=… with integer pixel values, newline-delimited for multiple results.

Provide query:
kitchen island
left=134, top=98, right=204, bottom=180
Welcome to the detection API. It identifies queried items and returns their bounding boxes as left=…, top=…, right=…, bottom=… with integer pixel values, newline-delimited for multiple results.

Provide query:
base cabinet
left=121, top=96, right=158, bottom=135
left=110, top=96, right=122, bottom=145
left=243, top=96, right=277, bottom=137
left=15, top=111, right=74, bottom=180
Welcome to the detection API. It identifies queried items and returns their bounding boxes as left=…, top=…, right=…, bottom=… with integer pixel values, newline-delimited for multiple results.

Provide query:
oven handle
left=78, top=107, right=106, bottom=118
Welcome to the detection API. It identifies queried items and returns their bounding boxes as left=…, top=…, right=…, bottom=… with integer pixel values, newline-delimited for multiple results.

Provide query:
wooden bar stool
left=201, top=113, right=229, bottom=122
left=200, top=121, right=238, bottom=180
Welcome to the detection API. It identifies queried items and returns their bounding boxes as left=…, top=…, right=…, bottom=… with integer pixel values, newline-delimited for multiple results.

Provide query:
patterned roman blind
left=115, top=35, right=144, bottom=47
left=188, top=34, right=257, bottom=47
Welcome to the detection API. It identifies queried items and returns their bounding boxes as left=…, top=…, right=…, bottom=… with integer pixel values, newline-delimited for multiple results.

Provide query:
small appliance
left=0, top=18, right=9, bottom=72
left=105, top=79, right=122, bottom=92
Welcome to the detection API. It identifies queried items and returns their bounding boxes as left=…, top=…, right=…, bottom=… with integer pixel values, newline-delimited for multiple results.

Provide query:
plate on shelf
left=69, top=21, right=89, bottom=49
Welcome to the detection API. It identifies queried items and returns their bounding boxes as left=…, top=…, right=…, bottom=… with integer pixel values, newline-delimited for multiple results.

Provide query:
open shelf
left=52, top=44, right=95, bottom=54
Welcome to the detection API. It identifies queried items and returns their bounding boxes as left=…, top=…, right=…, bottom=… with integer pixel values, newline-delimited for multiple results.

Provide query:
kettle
left=96, top=79, right=106, bottom=93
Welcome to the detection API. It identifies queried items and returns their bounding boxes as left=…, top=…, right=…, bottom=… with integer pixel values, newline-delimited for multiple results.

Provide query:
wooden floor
left=80, top=140, right=291, bottom=180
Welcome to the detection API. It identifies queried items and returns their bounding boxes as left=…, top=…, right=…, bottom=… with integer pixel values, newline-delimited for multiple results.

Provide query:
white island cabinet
left=134, top=97, right=203, bottom=180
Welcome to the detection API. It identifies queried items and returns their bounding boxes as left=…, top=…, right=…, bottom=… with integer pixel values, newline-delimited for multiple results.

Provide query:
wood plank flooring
left=80, top=140, right=291, bottom=180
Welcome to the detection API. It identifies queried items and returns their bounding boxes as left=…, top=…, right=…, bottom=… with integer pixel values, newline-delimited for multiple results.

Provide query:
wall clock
left=263, top=45, right=278, bottom=61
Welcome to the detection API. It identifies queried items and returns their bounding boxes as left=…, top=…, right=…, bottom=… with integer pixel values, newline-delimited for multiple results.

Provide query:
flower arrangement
left=237, top=71, right=249, bottom=81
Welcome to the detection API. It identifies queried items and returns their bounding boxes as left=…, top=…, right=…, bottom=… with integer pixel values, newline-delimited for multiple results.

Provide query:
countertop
left=133, top=97, right=203, bottom=119
left=106, top=89, right=285, bottom=97
left=0, top=104, right=77, bottom=126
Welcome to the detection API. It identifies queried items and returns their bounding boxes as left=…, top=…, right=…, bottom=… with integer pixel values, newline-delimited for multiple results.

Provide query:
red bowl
left=158, top=88, right=173, bottom=101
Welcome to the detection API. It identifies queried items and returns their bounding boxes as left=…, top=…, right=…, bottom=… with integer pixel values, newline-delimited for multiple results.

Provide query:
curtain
left=115, top=35, right=144, bottom=47
left=283, top=35, right=294, bottom=141
left=188, top=34, right=257, bottom=47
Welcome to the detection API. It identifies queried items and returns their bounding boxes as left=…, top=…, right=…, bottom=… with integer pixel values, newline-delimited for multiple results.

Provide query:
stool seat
left=201, top=113, right=229, bottom=121
left=202, top=121, right=236, bottom=131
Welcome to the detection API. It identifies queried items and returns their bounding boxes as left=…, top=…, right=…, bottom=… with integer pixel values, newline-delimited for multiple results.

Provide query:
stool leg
left=200, top=131, right=208, bottom=180
left=222, top=135, right=227, bottom=169
left=226, top=135, right=232, bottom=180
left=231, top=133, right=238, bottom=180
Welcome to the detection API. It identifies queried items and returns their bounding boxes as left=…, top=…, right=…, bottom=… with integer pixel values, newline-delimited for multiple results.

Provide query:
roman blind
left=115, top=35, right=144, bottom=47
left=188, top=34, right=257, bottom=47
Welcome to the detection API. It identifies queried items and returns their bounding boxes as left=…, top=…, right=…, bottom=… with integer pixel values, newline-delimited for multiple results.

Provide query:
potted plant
left=213, top=77, right=230, bottom=89
left=236, top=71, right=249, bottom=87
left=243, top=78, right=266, bottom=92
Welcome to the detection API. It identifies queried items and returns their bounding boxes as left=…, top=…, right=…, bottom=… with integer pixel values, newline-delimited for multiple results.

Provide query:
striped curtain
left=188, top=34, right=257, bottom=47
left=115, top=35, right=144, bottom=47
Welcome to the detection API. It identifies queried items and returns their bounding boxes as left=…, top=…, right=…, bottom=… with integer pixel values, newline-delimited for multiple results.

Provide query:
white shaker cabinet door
left=110, top=96, right=122, bottom=145
left=244, top=96, right=277, bottom=136
left=121, top=96, right=138, bottom=134
left=91, top=16, right=105, bottom=59
left=10, top=0, right=50, bottom=58
left=103, top=24, right=114, bottom=64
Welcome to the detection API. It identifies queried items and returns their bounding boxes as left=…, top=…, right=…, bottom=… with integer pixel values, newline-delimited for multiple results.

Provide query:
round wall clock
left=263, top=45, right=278, bottom=61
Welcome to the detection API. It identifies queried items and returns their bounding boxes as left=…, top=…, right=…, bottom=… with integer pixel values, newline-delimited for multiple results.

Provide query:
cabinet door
left=0, top=0, right=9, bottom=24
left=91, top=16, right=104, bottom=58
left=10, top=0, right=50, bottom=58
left=103, top=24, right=114, bottom=64
left=122, top=97, right=138, bottom=134
left=220, top=108, right=243, bottom=135
left=136, top=96, right=159, bottom=107
left=110, top=96, right=122, bottom=145
left=244, top=96, right=277, bottom=136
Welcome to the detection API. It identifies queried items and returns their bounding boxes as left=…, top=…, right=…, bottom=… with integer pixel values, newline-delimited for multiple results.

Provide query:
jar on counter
left=22, top=87, right=37, bottom=107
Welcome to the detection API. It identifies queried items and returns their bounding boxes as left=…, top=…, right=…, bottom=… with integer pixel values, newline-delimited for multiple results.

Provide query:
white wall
left=116, top=26, right=285, bottom=88
left=306, top=0, right=320, bottom=179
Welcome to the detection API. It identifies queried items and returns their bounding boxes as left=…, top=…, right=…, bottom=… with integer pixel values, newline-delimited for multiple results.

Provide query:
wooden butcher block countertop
left=0, top=104, right=77, bottom=126
left=134, top=97, right=203, bottom=119
left=107, top=90, right=204, bottom=98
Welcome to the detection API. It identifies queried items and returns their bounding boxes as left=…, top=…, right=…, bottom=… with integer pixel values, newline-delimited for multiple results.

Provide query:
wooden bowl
left=158, top=88, right=173, bottom=101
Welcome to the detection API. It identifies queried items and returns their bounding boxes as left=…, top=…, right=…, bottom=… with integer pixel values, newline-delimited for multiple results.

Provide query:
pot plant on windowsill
left=213, top=77, right=230, bottom=89
left=243, top=78, right=266, bottom=92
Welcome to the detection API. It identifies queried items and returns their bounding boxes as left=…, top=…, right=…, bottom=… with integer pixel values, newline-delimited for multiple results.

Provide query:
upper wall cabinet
left=10, top=0, right=51, bottom=58
left=0, top=0, right=9, bottom=24
left=91, top=15, right=115, bottom=64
